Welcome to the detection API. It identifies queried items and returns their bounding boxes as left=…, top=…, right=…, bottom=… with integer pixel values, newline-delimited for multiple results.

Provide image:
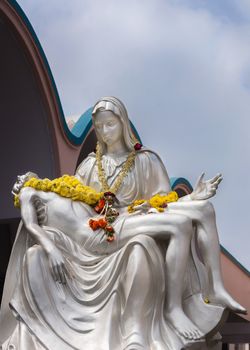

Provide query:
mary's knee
left=127, top=243, right=147, bottom=264
left=124, top=243, right=152, bottom=285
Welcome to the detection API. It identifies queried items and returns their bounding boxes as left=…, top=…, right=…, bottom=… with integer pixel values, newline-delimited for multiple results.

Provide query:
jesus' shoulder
left=19, top=187, right=94, bottom=244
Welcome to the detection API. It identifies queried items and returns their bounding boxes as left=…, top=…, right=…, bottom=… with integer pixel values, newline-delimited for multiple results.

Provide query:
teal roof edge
left=170, top=177, right=193, bottom=191
left=71, top=108, right=93, bottom=141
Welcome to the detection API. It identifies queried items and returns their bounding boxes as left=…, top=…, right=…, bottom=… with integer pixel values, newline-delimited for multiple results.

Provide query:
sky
left=17, top=0, right=250, bottom=270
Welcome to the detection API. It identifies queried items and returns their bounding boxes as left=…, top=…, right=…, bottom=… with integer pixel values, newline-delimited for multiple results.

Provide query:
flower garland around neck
left=95, top=141, right=139, bottom=194
left=89, top=141, right=142, bottom=242
left=13, top=175, right=103, bottom=208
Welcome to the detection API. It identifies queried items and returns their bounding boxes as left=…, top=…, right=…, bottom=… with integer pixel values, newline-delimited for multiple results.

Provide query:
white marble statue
left=0, top=96, right=246, bottom=350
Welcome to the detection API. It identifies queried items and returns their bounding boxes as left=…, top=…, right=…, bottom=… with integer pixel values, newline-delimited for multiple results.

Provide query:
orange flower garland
left=89, top=192, right=119, bottom=243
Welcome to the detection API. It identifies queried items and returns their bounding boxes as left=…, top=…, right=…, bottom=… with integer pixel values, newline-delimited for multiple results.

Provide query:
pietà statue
left=0, top=97, right=246, bottom=350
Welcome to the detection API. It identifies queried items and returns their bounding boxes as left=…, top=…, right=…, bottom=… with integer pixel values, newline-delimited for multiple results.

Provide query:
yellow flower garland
left=13, top=174, right=178, bottom=217
left=14, top=175, right=103, bottom=208
left=128, top=191, right=179, bottom=213
left=96, top=142, right=136, bottom=194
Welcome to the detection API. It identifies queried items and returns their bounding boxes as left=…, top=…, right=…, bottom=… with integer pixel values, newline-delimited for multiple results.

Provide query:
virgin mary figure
left=0, top=96, right=246, bottom=350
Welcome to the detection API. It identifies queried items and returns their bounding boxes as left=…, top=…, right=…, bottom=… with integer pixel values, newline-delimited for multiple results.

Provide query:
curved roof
left=1, top=0, right=249, bottom=323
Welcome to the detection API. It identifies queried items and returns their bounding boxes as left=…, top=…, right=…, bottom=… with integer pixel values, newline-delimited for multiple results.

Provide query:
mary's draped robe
left=0, top=150, right=224, bottom=350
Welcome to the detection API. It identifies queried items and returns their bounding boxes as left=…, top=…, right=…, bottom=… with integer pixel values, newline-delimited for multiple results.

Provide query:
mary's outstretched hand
left=191, top=173, right=223, bottom=200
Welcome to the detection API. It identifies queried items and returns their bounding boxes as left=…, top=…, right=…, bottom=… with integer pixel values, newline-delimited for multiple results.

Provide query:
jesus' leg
left=118, top=212, right=204, bottom=340
left=168, top=200, right=247, bottom=314
left=163, top=214, right=204, bottom=340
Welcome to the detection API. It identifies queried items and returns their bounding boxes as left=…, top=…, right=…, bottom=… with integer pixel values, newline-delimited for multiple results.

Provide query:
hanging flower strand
left=90, top=141, right=142, bottom=242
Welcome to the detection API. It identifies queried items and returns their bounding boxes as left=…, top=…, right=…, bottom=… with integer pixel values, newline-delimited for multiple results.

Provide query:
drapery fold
left=1, top=225, right=194, bottom=350
left=0, top=150, right=225, bottom=349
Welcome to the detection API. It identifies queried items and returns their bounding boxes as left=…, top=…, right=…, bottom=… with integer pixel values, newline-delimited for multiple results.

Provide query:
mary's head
left=92, top=96, right=137, bottom=154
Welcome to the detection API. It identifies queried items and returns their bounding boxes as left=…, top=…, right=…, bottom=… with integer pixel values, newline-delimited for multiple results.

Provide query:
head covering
left=92, top=96, right=137, bottom=153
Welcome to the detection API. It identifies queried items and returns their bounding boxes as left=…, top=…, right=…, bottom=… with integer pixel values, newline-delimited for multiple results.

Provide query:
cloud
left=17, top=0, right=250, bottom=269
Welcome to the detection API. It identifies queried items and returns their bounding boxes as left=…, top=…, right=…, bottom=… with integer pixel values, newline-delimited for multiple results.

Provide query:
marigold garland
left=96, top=141, right=136, bottom=194
left=13, top=175, right=103, bottom=208
left=127, top=191, right=179, bottom=213
left=14, top=194, right=20, bottom=208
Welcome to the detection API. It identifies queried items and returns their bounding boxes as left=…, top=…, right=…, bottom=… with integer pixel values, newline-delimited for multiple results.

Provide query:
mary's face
left=94, top=110, right=123, bottom=146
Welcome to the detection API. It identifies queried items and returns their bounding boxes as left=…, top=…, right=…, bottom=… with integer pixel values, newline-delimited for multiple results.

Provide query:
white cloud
left=17, top=0, right=250, bottom=269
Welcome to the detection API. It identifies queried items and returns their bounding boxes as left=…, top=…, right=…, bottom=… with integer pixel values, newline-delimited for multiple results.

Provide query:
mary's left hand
left=191, top=173, right=223, bottom=200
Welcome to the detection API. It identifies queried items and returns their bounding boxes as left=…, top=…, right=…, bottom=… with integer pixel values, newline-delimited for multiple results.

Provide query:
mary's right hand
left=191, top=173, right=223, bottom=201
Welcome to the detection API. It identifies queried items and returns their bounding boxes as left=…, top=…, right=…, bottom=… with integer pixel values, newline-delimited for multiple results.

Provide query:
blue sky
left=17, top=0, right=250, bottom=270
